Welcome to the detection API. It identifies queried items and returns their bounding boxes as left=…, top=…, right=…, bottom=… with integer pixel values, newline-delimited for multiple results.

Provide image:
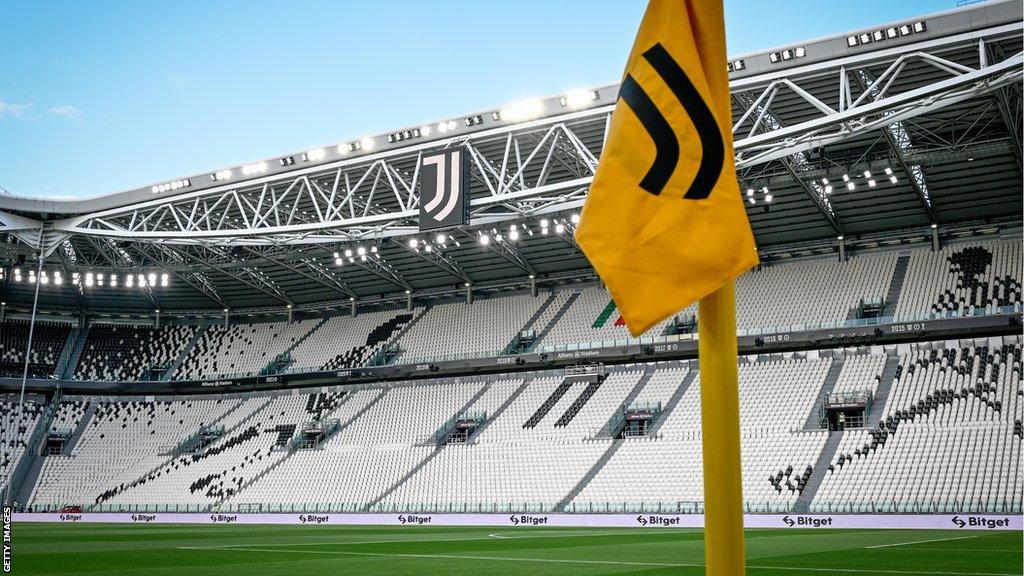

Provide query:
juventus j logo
left=418, top=147, right=469, bottom=231
left=618, top=43, right=724, bottom=200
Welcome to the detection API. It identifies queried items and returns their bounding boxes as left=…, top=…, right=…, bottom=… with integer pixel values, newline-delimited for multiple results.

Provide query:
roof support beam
left=781, top=159, right=845, bottom=237
left=348, top=253, right=411, bottom=292
left=129, top=243, right=229, bottom=309
left=397, top=243, right=472, bottom=284
left=242, top=247, right=357, bottom=300
left=992, top=84, right=1023, bottom=176
left=169, top=246, right=291, bottom=306
left=456, top=229, right=536, bottom=276
left=733, top=90, right=845, bottom=237
left=852, top=69, right=938, bottom=226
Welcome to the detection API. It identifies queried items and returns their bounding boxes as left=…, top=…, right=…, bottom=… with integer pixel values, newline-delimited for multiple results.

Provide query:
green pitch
left=10, top=523, right=1023, bottom=575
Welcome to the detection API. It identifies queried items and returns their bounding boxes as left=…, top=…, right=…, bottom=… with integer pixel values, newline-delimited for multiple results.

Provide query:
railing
left=807, top=499, right=1022, bottom=514
left=21, top=497, right=1011, bottom=515
left=537, top=304, right=1024, bottom=354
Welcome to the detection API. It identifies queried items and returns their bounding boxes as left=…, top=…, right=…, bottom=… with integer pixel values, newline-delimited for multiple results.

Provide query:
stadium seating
left=813, top=340, right=1022, bottom=513
left=536, top=285, right=672, bottom=348
left=173, top=319, right=320, bottom=380
left=535, top=251, right=899, bottom=350
left=895, top=239, right=1022, bottom=318
left=8, top=238, right=1023, bottom=516
left=735, top=252, right=897, bottom=329
left=393, top=295, right=545, bottom=362
left=20, top=337, right=1022, bottom=514
left=289, top=310, right=415, bottom=371
left=73, top=324, right=196, bottom=381
left=831, top=352, right=887, bottom=396
left=0, top=319, right=72, bottom=379
left=0, top=399, right=45, bottom=498
left=9, top=240, right=1010, bottom=384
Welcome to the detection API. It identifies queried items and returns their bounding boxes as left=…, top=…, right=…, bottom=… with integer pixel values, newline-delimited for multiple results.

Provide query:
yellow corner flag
left=574, top=1, right=757, bottom=574
left=575, top=0, right=758, bottom=337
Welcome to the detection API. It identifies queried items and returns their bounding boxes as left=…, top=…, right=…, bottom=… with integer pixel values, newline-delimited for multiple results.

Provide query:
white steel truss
left=2, top=21, right=1020, bottom=253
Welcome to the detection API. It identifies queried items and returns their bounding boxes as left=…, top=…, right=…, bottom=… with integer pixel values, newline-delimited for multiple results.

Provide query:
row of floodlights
left=162, top=90, right=604, bottom=190
left=727, top=59, right=746, bottom=72
left=725, top=20, right=927, bottom=74
left=151, top=179, right=191, bottom=194
left=820, top=167, right=898, bottom=193
left=333, top=245, right=379, bottom=266
left=743, top=167, right=899, bottom=205
left=10, top=268, right=169, bottom=288
left=848, top=21, right=926, bottom=47
left=331, top=214, right=583, bottom=264
left=726, top=47, right=805, bottom=73
left=769, top=46, right=806, bottom=63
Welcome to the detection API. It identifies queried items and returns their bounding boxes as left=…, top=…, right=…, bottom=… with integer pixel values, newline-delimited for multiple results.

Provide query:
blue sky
left=1, top=0, right=955, bottom=199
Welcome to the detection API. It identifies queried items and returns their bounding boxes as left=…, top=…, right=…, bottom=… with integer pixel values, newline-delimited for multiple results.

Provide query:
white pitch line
left=181, top=545, right=1020, bottom=575
left=180, top=529, right=697, bottom=549
left=865, top=535, right=982, bottom=549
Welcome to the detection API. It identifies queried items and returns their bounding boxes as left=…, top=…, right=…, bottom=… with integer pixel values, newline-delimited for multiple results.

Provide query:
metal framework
left=0, top=18, right=1016, bottom=257
left=0, top=5, right=1020, bottom=315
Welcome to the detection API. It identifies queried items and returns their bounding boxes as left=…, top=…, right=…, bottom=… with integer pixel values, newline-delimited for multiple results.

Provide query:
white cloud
left=0, top=100, right=31, bottom=119
left=48, top=104, right=83, bottom=119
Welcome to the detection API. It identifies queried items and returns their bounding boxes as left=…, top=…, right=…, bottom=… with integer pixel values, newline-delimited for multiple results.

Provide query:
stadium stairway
left=158, top=398, right=248, bottom=456
left=523, top=377, right=575, bottom=428
left=504, top=291, right=558, bottom=353
left=555, top=378, right=603, bottom=427
left=162, top=326, right=209, bottom=381
left=335, top=389, right=388, bottom=434
left=220, top=393, right=358, bottom=507
left=554, top=439, right=624, bottom=512
left=803, top=357, right=845, bottom=430
left=57, top=327, right=88, bottom=380
left=865, top=355, right=901, bottom=427
left=62, top=401, right=97, bottom=454
left=464, top=378, right=530, bottom=439
left=94, top=397, right=275, bottom=505
left=205, top=398, right=248, bottom=432
left=382, top=306, right=433, bottom=365
left=279, top=317, right=330, bottom=360
left=8, top=394, right=61, bottom=505
left=881, top=255, right=911, bottom=318
left=647, top=367, right=698, bottom=437
left=595, top=364, right=658, bottom=437
left=792, top=430, right=844, bottom=513
left=13, top=457, right=46, bottom=506
left=364, top=383, right=497, bottom=511
left=532, top=293, right=580, bottom=348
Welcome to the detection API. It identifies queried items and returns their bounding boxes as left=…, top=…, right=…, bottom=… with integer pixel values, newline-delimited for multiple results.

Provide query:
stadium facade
left=0, top=1, right=1022, bottom=528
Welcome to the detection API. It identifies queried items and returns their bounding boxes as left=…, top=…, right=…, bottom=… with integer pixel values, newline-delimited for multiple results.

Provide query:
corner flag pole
left=698, top=281, right=746, bottom=575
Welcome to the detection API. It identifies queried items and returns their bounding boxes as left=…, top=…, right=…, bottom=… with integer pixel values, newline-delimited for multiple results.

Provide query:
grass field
left=9, top=523, right=1023, bottom=575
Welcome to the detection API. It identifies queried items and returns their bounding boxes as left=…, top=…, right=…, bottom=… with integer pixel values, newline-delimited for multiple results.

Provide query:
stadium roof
left=0, top=0, right=1021, bottom=317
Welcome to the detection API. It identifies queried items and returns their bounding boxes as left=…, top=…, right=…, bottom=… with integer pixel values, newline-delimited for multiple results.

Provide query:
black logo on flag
left=618, top=43, right=724, bottom=199
left=418, top=147, right=469, bottom=231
